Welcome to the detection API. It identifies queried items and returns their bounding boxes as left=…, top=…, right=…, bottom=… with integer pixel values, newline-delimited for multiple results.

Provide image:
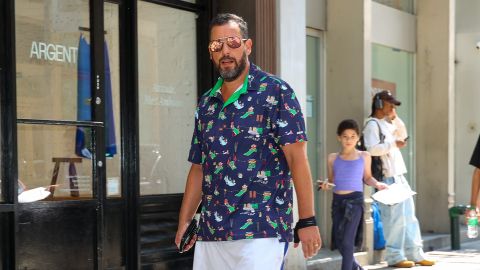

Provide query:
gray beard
left=217, top=52, right=247, bottom=82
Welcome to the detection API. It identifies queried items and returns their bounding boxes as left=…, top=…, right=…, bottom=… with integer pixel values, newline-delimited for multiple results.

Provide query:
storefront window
left=306, top=32, right=328, bottom=240
left=373, top=0, right=414, bottom=14
left=372, top=43, right=415, bottom=186
left=15, top=0, right=89, bottom=121
left=104, top=2, right=121, bottom=198
left=15, top=0, right=121, bottom=200
left=17, top=125, right=94, bottom=200
left=306, top=35, right=321, bottom=184
left=138, top=1, right=197, bottom=195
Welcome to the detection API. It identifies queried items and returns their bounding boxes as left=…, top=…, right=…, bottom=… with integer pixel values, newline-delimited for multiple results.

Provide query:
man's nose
left=221, top=42, right=231, bottom=54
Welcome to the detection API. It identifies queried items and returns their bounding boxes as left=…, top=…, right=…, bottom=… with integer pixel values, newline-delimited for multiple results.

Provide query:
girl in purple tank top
left=319, top=119, right=387, bottom=270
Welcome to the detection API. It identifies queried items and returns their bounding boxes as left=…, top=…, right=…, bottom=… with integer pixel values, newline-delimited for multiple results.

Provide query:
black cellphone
left=179, top=218, right=199, bottom=253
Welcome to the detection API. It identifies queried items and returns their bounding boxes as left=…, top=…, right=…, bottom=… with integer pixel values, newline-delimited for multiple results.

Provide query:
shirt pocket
left=233, top=126, right=267, bottom=162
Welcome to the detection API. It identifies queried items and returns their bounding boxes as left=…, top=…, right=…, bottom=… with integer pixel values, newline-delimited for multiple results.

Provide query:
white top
left=391, top=116, right=408, bottom=141
left=363, top=117, right=407, bottom=177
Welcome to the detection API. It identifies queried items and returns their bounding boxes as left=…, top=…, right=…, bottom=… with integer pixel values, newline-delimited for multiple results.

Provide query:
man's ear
left=209, top=53, right=212, bottom=60
left=245, top=39, right=253, bottom=56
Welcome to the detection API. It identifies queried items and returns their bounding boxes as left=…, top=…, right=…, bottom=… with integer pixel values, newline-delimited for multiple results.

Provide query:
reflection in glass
left=17, top=125, right=94, bottom=201
left=306, top=36, right=320, bottom=182
left=138, top=2, right=197, bottom=195
left=15, top=0, right=122, bottom=199
left=104, top=2, right=121, bottom=197
left=15, top=0, right=89, bottom=121
left=372, top=43, right=414, bottom=186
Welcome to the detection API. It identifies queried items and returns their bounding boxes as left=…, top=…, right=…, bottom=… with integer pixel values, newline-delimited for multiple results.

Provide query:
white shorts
left=193, top=238, right=288, bottom=270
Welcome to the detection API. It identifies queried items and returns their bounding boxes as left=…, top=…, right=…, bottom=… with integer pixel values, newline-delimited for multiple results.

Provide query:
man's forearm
left=290, top=157, right=315, bottom=219
left=179, top=164, right=203, bottom=224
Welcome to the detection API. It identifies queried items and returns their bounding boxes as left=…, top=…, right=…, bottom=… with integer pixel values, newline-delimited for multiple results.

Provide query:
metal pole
left=449, top=205, right=467, bottom=250
left=450, top=215, right=460, bottom=250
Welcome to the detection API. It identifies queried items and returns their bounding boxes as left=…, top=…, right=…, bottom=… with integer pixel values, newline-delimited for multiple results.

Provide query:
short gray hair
left=209, top=13, right=249, bottom=39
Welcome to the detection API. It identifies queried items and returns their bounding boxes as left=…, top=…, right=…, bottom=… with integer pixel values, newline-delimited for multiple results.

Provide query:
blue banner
left=75, top=35, right=117, bottom=158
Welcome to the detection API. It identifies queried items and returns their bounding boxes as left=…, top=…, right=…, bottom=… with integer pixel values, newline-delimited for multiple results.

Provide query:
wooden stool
left=49, top=157, right=83, bottom=198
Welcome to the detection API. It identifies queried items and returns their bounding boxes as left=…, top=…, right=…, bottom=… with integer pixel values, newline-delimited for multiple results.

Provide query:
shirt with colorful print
left=188, top=63, right=307, bottom=242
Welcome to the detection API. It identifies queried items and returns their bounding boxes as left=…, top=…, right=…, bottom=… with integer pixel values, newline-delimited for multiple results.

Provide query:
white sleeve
left=392, top=117, right=408, bottom=140
left=363, top=120, right=393, bottom=156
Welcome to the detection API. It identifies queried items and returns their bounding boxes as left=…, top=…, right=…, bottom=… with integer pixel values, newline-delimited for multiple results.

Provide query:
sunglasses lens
left=209, top=41, right=223, bottom=52
left=209, top=37, right=244, bottom=52
left=226, top=37, right=241, bottom=49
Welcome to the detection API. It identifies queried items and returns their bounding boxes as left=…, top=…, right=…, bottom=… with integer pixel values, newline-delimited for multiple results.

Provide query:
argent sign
left=30, top=41, right=78, bottom=64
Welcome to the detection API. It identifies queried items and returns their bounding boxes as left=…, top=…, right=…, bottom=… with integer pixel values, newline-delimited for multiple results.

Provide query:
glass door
left=16, top=0, right=94, bottom=200
left=372, top=44, right=415, bottom=187
left=136, top=1, right=205, bottom=268
left=13, top=0, right=121, bottom=268
left=306, top=30, right=327, bottom=240
left=137, top=1, right=198, bottom=195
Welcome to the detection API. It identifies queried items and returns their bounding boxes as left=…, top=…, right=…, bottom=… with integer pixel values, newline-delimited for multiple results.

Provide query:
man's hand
left=175, top=221, right=197, bottom=253
left=465, top=208, right=480, bottom=224
left=294, top=226, right=322, bottom=258
left=175, top=164, right=203, bottom=253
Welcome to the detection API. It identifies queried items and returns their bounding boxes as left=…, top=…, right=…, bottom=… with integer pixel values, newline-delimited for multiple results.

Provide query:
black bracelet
left=293, top=216, right=317, bottom=244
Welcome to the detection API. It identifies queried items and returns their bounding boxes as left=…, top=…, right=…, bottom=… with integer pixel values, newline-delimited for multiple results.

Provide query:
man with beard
left=175, top=13, right=321, bottom=269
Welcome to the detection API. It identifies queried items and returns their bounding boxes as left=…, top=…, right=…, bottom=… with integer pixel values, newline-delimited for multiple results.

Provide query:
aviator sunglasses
left=208, top=36, right=247, bottom=52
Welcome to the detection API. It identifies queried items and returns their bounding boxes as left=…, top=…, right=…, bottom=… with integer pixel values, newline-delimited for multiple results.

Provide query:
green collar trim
left=209, top=75, right=249, bottom=109
left=209, top=78, right=224, bottom=97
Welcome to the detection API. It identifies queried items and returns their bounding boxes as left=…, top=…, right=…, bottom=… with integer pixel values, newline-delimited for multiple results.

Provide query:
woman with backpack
left=363, top=90, right=435, bottom=268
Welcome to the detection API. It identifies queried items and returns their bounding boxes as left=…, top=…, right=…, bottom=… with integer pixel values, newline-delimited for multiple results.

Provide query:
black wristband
left=293, top=216, right=317, bottom=244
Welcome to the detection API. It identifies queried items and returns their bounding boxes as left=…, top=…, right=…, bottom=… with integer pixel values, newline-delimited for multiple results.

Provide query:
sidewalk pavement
left=364, top=240, right=480, bottom=270
left=306, top=228, right=479, bottom=270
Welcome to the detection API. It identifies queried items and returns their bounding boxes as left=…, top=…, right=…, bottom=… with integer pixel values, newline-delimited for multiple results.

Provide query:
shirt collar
left=208, top=64, right=260, bottom=109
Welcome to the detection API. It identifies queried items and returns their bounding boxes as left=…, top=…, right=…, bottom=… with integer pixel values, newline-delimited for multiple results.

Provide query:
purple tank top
left=333, top=155, right=364, bottom=192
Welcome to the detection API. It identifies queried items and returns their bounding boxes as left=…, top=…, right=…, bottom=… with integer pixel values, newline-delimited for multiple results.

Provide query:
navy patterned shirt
left=188, top=64, right=307, bottom=242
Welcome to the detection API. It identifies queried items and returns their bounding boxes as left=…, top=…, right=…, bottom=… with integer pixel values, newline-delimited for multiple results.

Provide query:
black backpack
left=357, top=119, right=385, bottom=181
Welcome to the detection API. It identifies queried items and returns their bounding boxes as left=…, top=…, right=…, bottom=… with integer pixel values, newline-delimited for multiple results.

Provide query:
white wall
left=277, top=1, right=308, bottom=269
left=371, top=2, right=416, bottom=53
left=454, top=0, right=480, bottom=206
left=416, top=0, right=455, bottom=233
left=277, top=0, right=307, bottom=112
left=306, top=0, right=326, bottom=30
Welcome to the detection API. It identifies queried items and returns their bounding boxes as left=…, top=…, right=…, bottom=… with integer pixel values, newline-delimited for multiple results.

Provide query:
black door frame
left=119, top=0, right=141, bottom=268
left=0, top=1, right=18, bottom=269
left=0, top=0, right=106, bottom=268
left=121, top=0, right=212, bottom=269
left=0, top=0, right=212, bottom=269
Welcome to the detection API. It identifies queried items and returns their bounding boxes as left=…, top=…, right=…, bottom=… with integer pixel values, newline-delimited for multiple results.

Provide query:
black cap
left=377, top=90, right=401, bottom=106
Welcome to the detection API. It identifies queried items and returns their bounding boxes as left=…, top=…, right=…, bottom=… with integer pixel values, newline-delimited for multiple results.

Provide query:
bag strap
left=363, top=119, right=385, bottom=144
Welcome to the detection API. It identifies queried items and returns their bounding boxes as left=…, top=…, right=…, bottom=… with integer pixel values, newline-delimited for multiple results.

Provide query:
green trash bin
left=449, top=205, right=467, bottom=250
